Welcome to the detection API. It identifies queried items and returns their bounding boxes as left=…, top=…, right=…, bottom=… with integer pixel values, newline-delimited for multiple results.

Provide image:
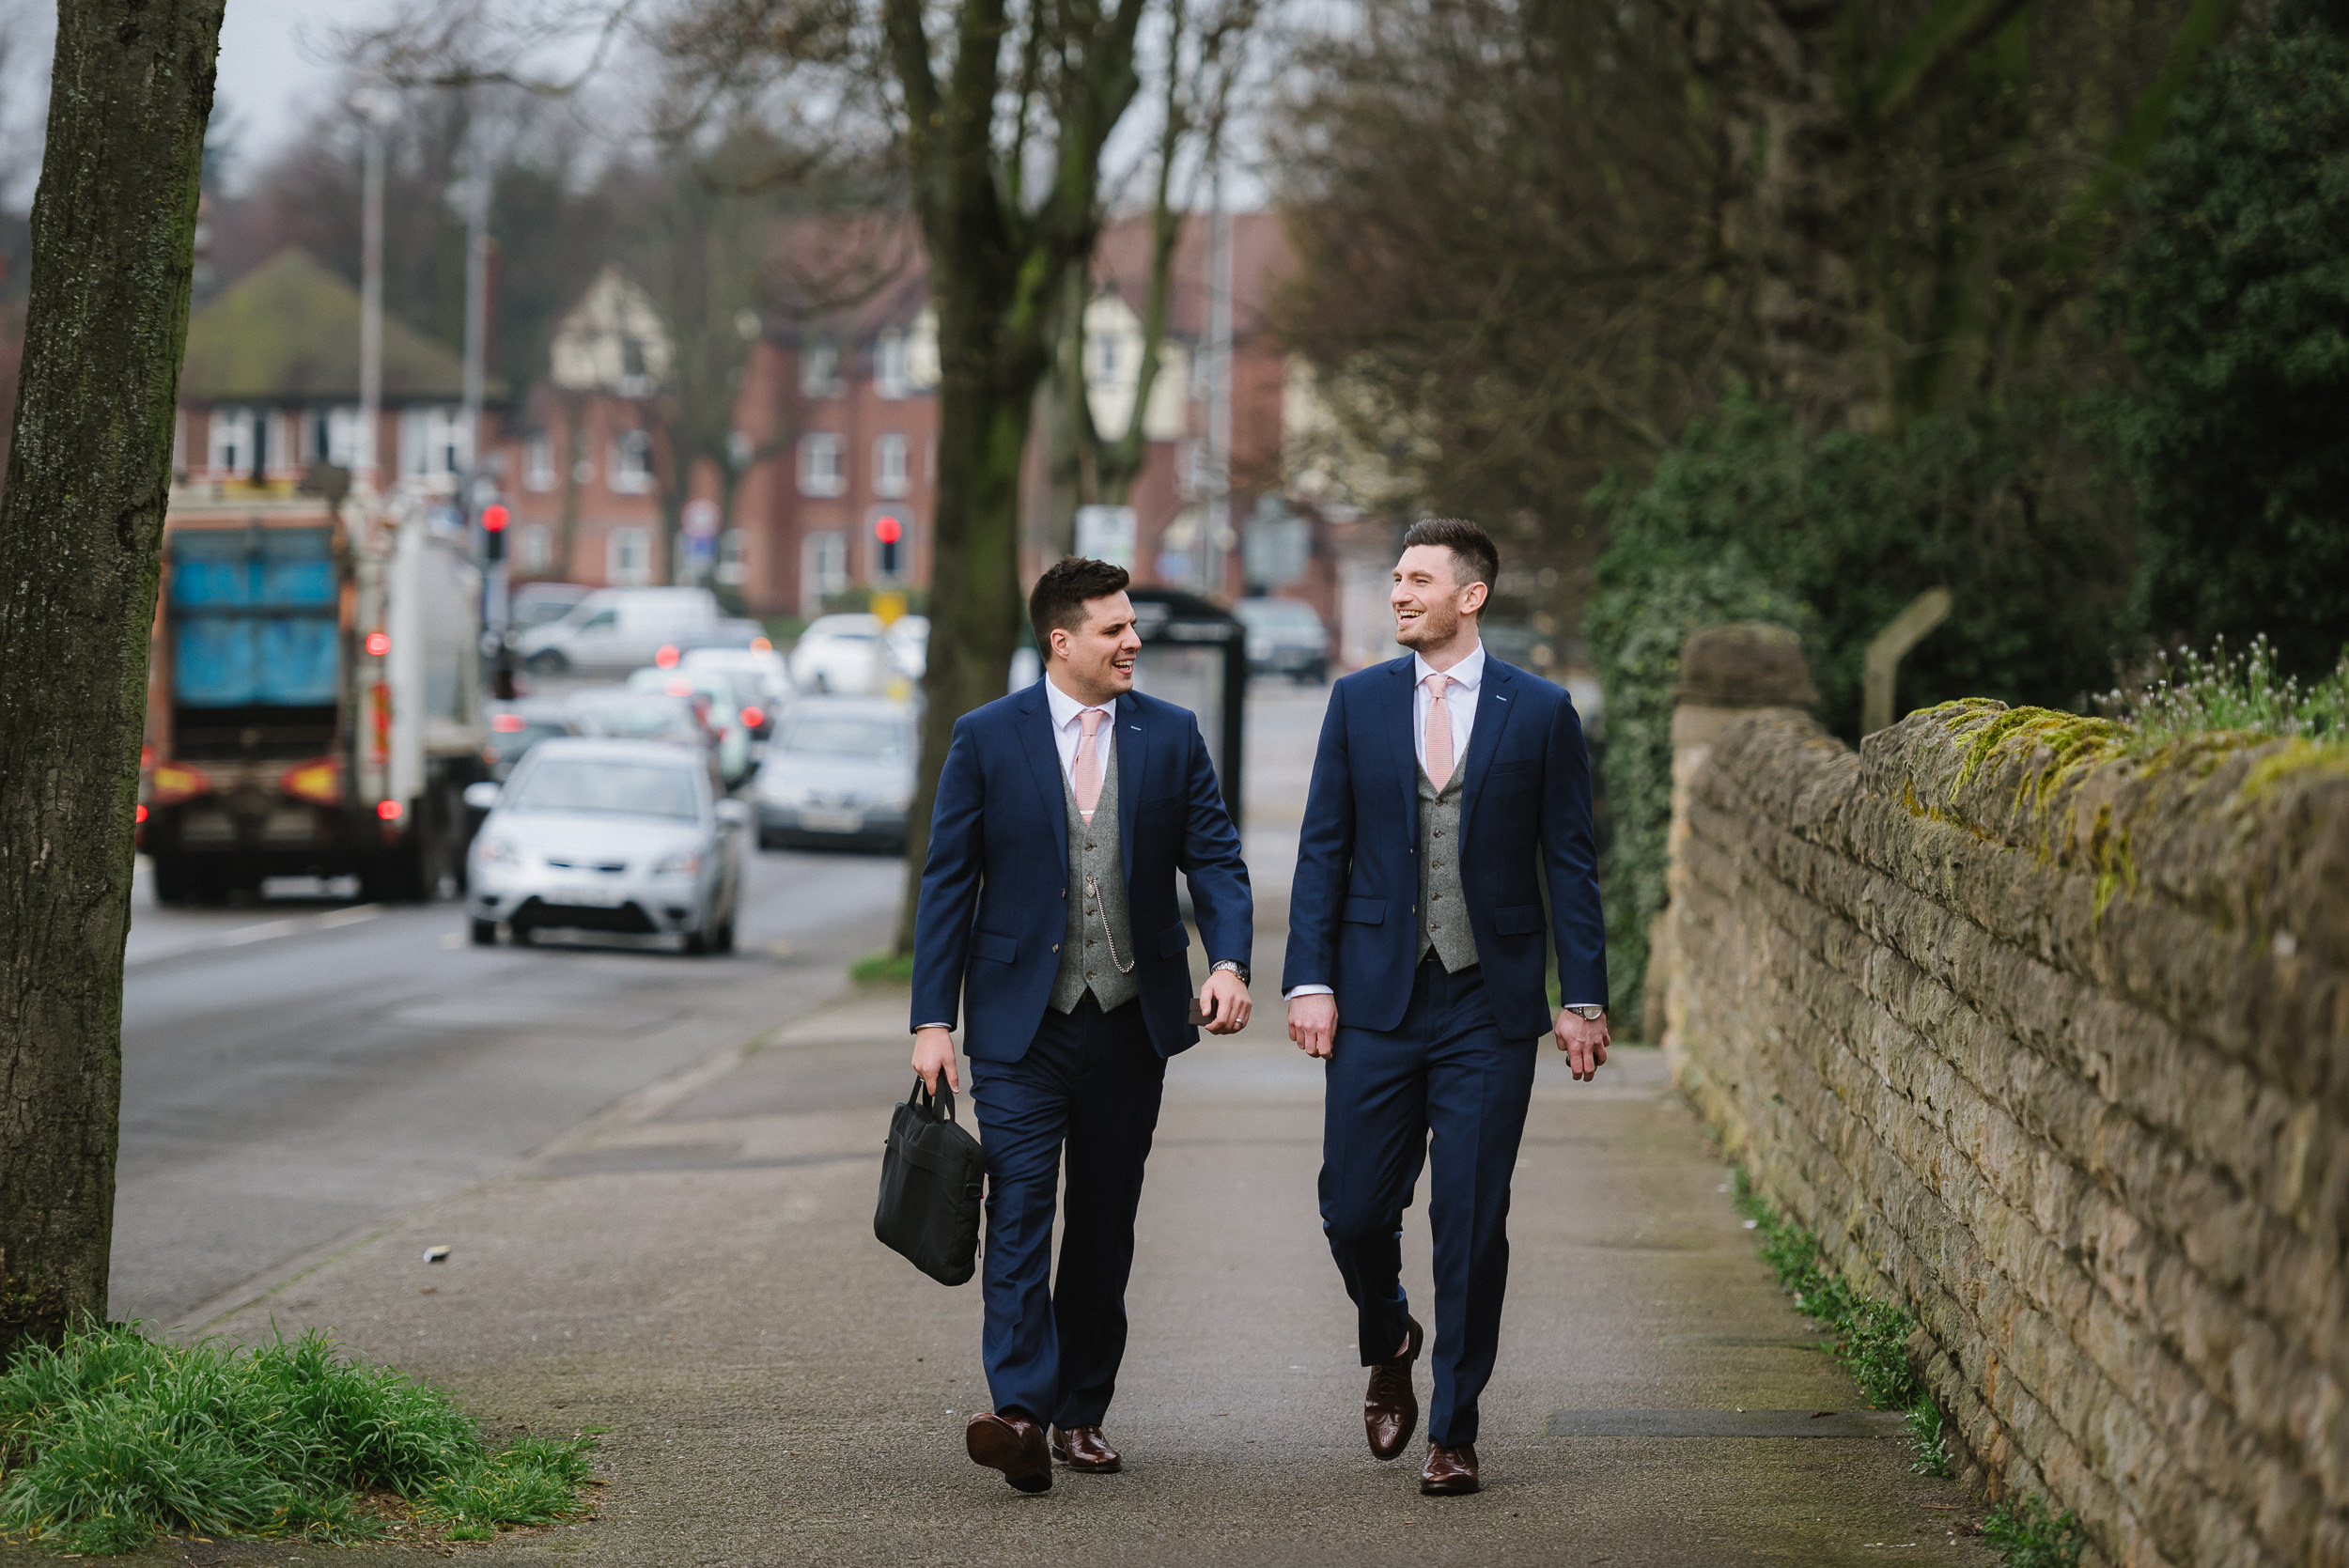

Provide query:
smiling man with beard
left=1284, top=517, right=1608, bottom=1496
left=910, top=556, right=1254, bottom=1492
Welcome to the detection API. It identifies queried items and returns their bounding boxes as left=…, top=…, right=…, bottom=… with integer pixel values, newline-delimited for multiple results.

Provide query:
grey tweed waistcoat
left=1417, top=762, right=1477, bottom=972
left=1050, top=738, right=1140, bottom=1013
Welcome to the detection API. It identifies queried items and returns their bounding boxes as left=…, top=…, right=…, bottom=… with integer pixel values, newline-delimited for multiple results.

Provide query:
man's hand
left=1198, top=969, right=1252, bottom=1033
left=1288, top=992, right=1338, bottom=1058
left=1554, top=1009, right=1610, bottom=1081
left=912, top=1025, right=959, bottom=1094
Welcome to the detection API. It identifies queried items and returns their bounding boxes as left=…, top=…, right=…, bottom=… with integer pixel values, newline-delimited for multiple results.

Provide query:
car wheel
left=712, top=915, right=736, bottom=954
left=512, top=921, right=536, bottom=946
left=682, top=925, right=709, bottom=955
left=526, top=650, right=568, bottom=677
left=469, top=918, right=499, bottom=946
left=152, top=854, right=192, bottom=906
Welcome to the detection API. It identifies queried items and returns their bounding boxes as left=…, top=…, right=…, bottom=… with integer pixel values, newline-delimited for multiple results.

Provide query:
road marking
left=218, top=919, right=303, bottom=946
left=127, top=904, right=385, bottom=968
left=441, top=931, right=465, bottom=949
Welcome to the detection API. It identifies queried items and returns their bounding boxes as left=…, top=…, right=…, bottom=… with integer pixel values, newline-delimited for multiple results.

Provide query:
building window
left=716, top=529, right=748, bottom=588
left=398, top=406, right=469, bottom=478
left=208, top=408, right=255, bottom=475
left=1090, top=331, right=1120, bottom=384
left=873, top=433, right=910, bottom=498
left=798, top=433, right=846, bottom=497
left=875, top=331, right=910, bottom=399
left=524, top=432, right=556, bottom=492
left=802, top=531, right=848, bottom=616
left=607, top=526, right=653, bottom=586
left=610, top=428, right=654, bottom=493
left=801, top=341, right=843, bottom=399
left=517, top=524, right=553, bottom=573
left=311, top=406, right=365, bottom=468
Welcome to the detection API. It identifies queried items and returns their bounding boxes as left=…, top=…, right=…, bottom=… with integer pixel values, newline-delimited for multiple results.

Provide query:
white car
left=789, top=613, right=928, bottom=694
left=679, top=645, right=793, bottom=733
left=463, top=737, right=747, bottom=954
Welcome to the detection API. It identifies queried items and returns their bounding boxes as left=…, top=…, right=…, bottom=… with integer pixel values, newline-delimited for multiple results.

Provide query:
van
left=515, top=587, right=721, bottom=675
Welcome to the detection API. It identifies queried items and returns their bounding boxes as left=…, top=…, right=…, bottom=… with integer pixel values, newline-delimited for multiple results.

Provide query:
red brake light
left=751, top=636, right=772, bottom=652
left=664, top=679, right=693, bottom=697
left=377, top=799, right=403, bottom=821
left=655, top=644, right=680, bottom=669
left=490, top=713, right=527, bottom=732
left=135, top=803, right=148, bottom=824
left=741, top=706, right=765, bottom=728
left=366, top=629, right=391, bottom=657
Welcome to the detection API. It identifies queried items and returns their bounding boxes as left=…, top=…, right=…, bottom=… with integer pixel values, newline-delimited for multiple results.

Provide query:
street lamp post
left=354, top=88, right=389, bottom=496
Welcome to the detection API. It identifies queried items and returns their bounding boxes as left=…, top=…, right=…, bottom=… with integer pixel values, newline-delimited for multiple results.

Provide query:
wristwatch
left=1568, top=1004, right=1606, bottom=1021
left=1211, top=960, right=1251, bottom=985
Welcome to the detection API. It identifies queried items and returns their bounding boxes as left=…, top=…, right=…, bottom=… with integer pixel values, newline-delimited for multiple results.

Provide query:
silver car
left=752, top=696, right=917, bottom=851
left=464, top=737, right=748, bottom=953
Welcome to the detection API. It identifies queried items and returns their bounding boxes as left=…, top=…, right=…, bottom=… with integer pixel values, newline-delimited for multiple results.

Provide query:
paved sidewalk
left=86, top=908, right=1999, bottom=1568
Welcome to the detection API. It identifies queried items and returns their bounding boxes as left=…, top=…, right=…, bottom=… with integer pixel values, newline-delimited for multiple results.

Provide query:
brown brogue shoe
left=1050, top=1424, right=1123, bottom=1472
left=1420, top=1441, right=1480, bottom=1495
left=1363, top=1315, right=1424, bottom=1460
left=965, top=1409, right=1052, bottom=1493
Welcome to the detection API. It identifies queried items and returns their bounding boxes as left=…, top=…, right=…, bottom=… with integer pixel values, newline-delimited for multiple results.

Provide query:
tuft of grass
left=850, top=948, right=915, bottom=986
left=1730, top=1169, right=1945, bottom=1469
left=1983, top=1493, right=2087, bottom=1568
left=0, top=1320, right=597, bottom=1556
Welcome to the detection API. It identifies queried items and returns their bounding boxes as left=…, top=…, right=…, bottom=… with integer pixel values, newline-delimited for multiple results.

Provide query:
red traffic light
left=874, top=515, right=903, bottom=545
left=481, top=503, right=509, bottom=533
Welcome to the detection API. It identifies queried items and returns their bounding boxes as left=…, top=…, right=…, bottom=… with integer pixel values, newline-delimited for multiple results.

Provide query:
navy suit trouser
left=1320, top=957, right=1536, bottom=1448
left=968, top=993, right=1166, bottom=1429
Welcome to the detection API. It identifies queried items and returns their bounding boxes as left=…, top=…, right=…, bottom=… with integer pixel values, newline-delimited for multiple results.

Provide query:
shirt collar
left=1043, top=672, right=1114, bottom=730
left=1412, top=640, right=1486, bottom=692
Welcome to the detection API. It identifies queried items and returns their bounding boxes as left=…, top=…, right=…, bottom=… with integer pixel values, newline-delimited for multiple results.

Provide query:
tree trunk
left=0, top=0, right=224, bottom=1354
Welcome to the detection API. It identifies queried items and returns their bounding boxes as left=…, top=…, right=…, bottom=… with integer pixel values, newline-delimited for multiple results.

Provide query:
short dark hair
left=1401, top=517, right=1500, bottom=595
left=1030, top=556, right=1133, bottom=651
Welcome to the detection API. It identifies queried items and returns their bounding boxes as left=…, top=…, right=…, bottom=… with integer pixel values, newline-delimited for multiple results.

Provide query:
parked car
left=482, top=699, right=581, bottom=782
left=787, top=613, right=887, bottom=693
left=751, top=696, right=918, bottom=851
left=625, top=667, right=755, bottom=785
left=885, top=614, right=928, bottom=681
left=513, top=587, right=721, bottom=676
left=679, top=645, right=792, bottom=736
left=508, top=582, right=594, bottom=631
left=1234, top=597, right=1330, bottom=682
left=463, top=737, right=747, bottom=953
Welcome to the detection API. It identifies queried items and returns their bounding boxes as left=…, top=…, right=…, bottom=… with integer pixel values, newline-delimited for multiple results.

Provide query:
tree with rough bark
left=0, top=0, right=226, bottom=1356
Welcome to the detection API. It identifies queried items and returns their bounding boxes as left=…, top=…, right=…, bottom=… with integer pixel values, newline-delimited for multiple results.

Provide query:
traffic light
left=874, top=513, right=904, bottom=580
left=480, top=502, right=508, bottom=564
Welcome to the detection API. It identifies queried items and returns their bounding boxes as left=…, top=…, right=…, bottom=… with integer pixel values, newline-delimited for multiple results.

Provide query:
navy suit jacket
left=911, top=681, right=1252, bottom=1063
left=1281, top=654, right=1605, bottom=1040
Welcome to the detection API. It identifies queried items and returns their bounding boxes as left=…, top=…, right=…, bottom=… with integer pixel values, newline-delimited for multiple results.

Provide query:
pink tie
left=1073, top=709, right=1107, bottom=824
left=1423, top=673, right=1454, bottom=790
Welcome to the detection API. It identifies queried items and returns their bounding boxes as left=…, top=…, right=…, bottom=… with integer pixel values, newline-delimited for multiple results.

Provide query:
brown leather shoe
left=1420, top=1441, right=1480, bottom=1495
left=1050, top=1424, right=1123, bottom=1473
left=966, top=1409, right=1052, bottom=1492
left=1363, top=1315, right=1424, bottom=1460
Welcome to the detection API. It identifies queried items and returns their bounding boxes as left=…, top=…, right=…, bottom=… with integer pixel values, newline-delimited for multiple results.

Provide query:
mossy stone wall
left=1666, top=701, right=2349, bottom=1568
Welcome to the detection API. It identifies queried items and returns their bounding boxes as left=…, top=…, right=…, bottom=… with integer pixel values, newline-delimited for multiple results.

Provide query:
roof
left=179, top=249, right=498, bottom=405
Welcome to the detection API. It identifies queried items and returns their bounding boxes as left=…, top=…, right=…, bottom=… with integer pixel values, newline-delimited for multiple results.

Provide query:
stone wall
left=1664, top=694, right=2349, bottom=1568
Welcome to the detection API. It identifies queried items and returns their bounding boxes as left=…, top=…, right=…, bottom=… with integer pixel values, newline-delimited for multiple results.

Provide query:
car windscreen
left=570, top=697, right=699, bottom=740
left=506, top=759, right=701, bottom=819
left=781, top=715, right=906, bottom=760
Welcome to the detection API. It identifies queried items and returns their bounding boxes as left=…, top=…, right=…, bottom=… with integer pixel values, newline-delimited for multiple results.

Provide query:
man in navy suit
left=1284, top=517, right=1608, bottom=1497
left=910, top=556, right=1253, bottom=1493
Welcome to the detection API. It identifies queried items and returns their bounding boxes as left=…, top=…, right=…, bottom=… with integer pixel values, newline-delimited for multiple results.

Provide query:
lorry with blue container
left=138, top=490, right=489, bottom=903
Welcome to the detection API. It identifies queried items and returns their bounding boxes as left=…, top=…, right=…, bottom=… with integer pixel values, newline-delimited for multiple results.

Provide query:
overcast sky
left=213, top=0, right=379, bottom=187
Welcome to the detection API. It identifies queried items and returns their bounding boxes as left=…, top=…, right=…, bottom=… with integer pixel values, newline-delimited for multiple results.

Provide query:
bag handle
left=910, top=1075, right=957, bottom=1124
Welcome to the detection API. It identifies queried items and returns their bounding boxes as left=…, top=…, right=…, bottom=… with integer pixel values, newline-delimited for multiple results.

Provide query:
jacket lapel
left=1114, top=691, right=1146, bottom=884
left=1385, top=657, right=1421, bottom=844
left=1458, top=659, right=1517, bottom=838
left=1019, top=684, right=1070, bottom=871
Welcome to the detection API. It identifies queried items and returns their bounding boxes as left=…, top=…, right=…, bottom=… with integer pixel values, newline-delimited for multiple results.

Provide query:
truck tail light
left=280, top=756, right=343, bottom=806
left=148, top=763, right=211, bottom=806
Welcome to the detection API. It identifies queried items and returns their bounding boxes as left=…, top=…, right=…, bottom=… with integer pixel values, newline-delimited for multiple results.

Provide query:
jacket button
left=1052, top=943, right=1060, bottom=953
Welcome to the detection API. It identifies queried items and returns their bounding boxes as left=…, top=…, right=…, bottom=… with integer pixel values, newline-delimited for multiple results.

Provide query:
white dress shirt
left=1043, top=671, right=1117, bottom=784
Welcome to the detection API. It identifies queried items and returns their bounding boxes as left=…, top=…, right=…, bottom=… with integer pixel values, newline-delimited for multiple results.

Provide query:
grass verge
left=851, top=948, right=914, bottom=986
left=0, top=1320, right=598, bottom=1555
left=1983, top=1494, right=2088, bottom=1567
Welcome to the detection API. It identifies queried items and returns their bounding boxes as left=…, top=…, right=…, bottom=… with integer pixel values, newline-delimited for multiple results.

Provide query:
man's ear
left=1049, top=627, right=1070, bottom=662
left=1461, top=580, right=1490, bottom=615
